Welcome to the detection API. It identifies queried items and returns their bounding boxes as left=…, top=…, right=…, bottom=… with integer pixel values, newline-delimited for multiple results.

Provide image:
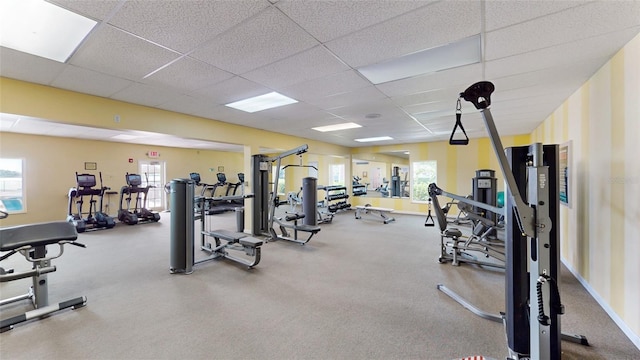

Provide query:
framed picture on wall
left=559, top=141, right=571, bottom=208
left=84, top=162, right=97, bottom=171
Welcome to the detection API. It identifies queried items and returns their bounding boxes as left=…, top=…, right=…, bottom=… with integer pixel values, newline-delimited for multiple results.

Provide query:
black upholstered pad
left=239, top=237, right=263, bottom=247
left=208, top=229, right=247, bottom=242
left=0, top=222, right=78, bottom=251
left=292, top=224, right=321, bottom=233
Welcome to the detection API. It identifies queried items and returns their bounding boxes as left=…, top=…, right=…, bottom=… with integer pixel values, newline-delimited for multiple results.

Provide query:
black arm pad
left=285, top=214, right=305, bottom=222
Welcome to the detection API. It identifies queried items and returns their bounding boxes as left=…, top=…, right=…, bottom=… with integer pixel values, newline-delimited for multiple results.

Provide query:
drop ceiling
left=1, top=0, right=639, bottom=152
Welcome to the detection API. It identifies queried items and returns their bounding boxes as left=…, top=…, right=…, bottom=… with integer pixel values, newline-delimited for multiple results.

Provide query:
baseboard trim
left=562, top=258, right=640, bottom=350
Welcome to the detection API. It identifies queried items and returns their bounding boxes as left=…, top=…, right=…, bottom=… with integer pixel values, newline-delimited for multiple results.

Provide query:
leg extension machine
left=1, top=217, right=87, bottom=332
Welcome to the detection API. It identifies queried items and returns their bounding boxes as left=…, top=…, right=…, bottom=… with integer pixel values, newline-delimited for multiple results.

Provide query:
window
left=412, top=160, right=437, bottom=202
left=329, top=163, right=345, bottom=186
left=0, top=158, right=25, bottom=213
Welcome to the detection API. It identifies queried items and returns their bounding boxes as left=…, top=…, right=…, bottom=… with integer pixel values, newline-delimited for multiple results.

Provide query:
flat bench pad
left=355, top=206, right=394, bottom=212
left=208, top=229, right=247, bottom=242
left=239, top=237, right=263, bottom=247
left=0, top=222, right=78, bottom=251
left=292, top=224, right=321, bottom=233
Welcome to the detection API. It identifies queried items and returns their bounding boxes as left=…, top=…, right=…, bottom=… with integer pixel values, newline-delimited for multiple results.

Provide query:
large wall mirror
left=352, top=151, right=410, bottom=198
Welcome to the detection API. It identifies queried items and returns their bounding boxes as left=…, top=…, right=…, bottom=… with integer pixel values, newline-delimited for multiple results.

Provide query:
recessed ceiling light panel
left=0, top=0, right=97, bottom=63
left=312, top=122, right=362, bottom=132
left=354, top=136, right=394, bottom=142
left=225, top=92, right=298, bottom=113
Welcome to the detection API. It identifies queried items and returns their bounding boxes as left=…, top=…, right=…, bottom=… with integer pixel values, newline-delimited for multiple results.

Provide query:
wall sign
left=559, top=141, right=571, bottom=208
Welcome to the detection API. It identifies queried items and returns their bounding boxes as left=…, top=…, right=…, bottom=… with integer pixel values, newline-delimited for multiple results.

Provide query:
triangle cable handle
left=449, top=106, right=469, bottom=145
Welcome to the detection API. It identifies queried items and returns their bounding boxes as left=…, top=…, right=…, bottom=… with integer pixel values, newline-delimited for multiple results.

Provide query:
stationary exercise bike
left=118, top=173, right=160, bottom=225
left=67, top=172, right=116, bottom=233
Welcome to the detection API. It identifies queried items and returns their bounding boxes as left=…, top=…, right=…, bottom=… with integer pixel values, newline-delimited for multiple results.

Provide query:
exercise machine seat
left=1, top=222, right=78, bottom=251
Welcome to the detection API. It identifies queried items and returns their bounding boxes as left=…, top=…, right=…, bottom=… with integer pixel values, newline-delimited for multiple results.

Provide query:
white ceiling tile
left=110, top=83, right=183, bottom=108
left=324, top=1, right=481, bottom=68
left=108, top=0, right=269, bottom=53
left=3, top=1, right=636, bottom=149
left=0, top=47, right=66, bottom=85
left=143, top=57, right=234, bottom=93
left=485, top=2, right=640, bottom=60
left=490, top=64, right=596, bottom=95
left=395, top=86, right=459, bottom=112
left=52, top=65, right=133, bottom=98
left=70, top=25, right=180, bottom=81
left=156, top=94, right=215, bottom=116
left=279, top=70, right=371, bottom=102
left=308, top=86, right=388, bottom=110
left=276, top=0, right=435, bottom=42
left=192, top=76, right=272, bottom=105
left=242, top=46, right=350, bottom=89
left=485, top=27, right=639, bottom=77
left=259, top=101, right=321, bottom=122
left=484, top=1, right=586, bottom=32
left=201, top=105, right=272, bottom=126
left=377, top=63, right=482, bottom=98
left=190, top=7, right=319, bottom=74
left=327, top=98, right=415, bottom=124
left=49, top=0, right=122, bottom=21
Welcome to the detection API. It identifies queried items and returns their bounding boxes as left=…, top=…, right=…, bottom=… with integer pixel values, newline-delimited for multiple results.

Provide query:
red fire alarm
left=128, top=158, right=133, bottom=163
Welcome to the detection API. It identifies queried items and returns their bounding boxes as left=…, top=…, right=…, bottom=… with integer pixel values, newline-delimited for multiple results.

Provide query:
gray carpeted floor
left=1, top=210, right=638, bottom=360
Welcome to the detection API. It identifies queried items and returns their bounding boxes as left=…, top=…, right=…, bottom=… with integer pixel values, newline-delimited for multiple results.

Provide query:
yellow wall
left=349, top=135, right=531, bottom=213
left=531, top=33, right=640, bottom=347
left=0, top=132, right=243, bottom=225
left=0, top=78, right=350, bottom=158
left=0, top=77, right=350, bottom=228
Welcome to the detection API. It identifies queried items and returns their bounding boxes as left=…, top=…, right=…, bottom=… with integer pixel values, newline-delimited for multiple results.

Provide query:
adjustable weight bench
left=270, top=213, right=321, bottom=245
left=0, top=221, right=87, bottom=332
left=201, top=229, right=263, bottom=268
left=354, top=205, right=395, bottom=224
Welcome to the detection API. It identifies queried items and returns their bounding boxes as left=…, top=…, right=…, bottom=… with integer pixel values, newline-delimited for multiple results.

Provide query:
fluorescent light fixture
left=354, top=136, right=393, bottom=143
left=111, top=134, right=139, bottom=140
left=225, top=92, right=298, bottom=113
left=312, top=122, right=362, bottom=132
left=357, top=34, right=481, bottom=84
left=0, top=0, right=97, bottom=63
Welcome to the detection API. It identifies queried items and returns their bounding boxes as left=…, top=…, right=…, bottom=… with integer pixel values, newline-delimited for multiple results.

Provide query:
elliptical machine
left=67, top=172, right=116, bottom=233
left=118, top=173, right=160, bottom=225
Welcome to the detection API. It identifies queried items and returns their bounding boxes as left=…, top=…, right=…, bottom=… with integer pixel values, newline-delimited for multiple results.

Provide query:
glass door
left=139, top=160, right=166, bottom=210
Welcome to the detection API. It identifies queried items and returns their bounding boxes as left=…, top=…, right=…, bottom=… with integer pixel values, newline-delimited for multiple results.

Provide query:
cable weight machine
left=444, top=81, right=587, bottom=359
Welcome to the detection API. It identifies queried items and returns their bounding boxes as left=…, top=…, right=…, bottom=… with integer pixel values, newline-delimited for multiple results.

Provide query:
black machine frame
left=441, top=81, right=588, bottom=359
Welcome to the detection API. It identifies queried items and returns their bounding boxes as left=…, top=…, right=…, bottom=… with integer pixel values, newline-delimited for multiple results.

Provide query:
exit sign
left=147, top=151, right=160, bottom=158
